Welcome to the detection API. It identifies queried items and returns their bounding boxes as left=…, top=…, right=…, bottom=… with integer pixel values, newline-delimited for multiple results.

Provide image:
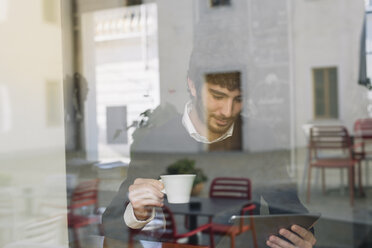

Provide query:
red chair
left=128, top=205, right=214, bottom=247
left=209, top=177, right=252, bottom=199
left=354, top=118, right=372, bottom=187
left=208, top=177, right=257, bottom=248
left=68, top=179, right=102, bottom=248
left=354, top=118, right=372, bottom=138
left=306, top=126, right=363, bottom=206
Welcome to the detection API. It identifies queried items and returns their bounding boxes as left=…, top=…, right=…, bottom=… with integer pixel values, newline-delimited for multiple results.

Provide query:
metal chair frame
left=128, top=205, right=214, bottom=247
left=208, top=177, right=257, bottom=248
left=354, top=118, right=372, bottom=187
left=306, top=126, right=363, bottom=206
left=68, top=179, right=102, bottom=248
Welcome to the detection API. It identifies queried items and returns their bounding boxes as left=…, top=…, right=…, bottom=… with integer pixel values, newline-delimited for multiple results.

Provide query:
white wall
left=0, top=0, right=65, bottom=154
left=157, top=0, right=194, bottom=112
left=292, top=0, right=367, bottom=146
left=0, top=0, right=68, bottom=246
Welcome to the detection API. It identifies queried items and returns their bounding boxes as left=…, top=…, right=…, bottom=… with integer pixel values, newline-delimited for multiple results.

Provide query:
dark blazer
left=102, top=112, right=309, bottom=241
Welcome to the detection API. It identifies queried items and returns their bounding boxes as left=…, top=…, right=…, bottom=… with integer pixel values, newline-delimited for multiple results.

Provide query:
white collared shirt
left=124, top=101, right=234, bottom=228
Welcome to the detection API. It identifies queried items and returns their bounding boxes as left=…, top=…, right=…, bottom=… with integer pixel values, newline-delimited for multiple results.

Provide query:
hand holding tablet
left=267, top=224, right=317, bottom=248
left=230, top=213, right=320, bottom=248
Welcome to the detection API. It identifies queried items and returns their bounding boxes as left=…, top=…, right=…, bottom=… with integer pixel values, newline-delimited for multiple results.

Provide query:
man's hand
left=128, top=178, right=164, bottom=221
left=266, top=225, right=316, bottom=248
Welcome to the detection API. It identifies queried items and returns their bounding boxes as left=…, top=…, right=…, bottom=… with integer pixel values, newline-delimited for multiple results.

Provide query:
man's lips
left=213, top=117, right=231, bottom=126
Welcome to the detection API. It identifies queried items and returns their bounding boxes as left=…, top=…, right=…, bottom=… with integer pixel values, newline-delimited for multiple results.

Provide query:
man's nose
left=220, top=99, right=233, bottom=117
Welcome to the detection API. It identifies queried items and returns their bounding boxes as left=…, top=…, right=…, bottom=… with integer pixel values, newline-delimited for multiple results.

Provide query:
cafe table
left=164, top=197, right=252, bottom=245
left=79, top=235, right=209, bottom=248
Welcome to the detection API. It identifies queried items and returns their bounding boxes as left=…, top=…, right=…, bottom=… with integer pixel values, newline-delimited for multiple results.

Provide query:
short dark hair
left=187, top=50, right=241, bottom=92
left=205, top=72, right=241, bottom=91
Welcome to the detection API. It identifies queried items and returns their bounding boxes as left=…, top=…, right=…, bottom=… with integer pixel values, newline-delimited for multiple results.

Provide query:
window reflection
left=63, top=0, right=372, bottom=246
left=0, top=0, right=367, bottom=247
left=77, top=4, right=159, bottom=163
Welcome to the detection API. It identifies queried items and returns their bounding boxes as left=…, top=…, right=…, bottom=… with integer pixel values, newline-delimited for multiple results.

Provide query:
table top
left=106, top=239, right=207, bottom=248
left=165, top=197, right=251, bottom=217
left=79, top=235, right=208, bottom=248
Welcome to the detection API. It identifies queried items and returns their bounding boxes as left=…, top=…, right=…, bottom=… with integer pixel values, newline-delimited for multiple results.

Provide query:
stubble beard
left=194, top=97, right=234, bottom=136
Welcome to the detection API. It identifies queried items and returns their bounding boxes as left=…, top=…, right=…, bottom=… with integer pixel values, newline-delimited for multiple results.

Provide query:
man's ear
left=187, top=78, right=197, bottom=98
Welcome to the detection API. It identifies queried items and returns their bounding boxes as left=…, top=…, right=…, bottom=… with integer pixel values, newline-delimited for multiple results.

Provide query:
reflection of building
left=152, top=0, right=367, bottom=152
left=69, top=3, right=160, bottom=161
left=294, top=0, right=367, bottom=147
left=93, top=4, right=159, bottom=160
left=64, top=0, right=368, bottom=156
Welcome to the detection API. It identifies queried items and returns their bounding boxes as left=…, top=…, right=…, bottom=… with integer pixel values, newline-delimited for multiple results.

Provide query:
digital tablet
left=229, top=213, right=321, bottom=246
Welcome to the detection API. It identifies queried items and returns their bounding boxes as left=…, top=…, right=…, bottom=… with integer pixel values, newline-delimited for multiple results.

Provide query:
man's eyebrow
left=208, top=88, right=228, bottom=96
left=208, top=88, right=242, bottom=99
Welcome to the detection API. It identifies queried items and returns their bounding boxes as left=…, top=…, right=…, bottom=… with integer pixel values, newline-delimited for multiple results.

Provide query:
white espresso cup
left=160, top=174, right=196, bottom=204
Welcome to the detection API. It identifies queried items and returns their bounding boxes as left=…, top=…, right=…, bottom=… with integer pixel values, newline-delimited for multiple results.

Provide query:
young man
left=125, top=72, right=243, bottom=224
left=102, top=70, right=316, bottom=248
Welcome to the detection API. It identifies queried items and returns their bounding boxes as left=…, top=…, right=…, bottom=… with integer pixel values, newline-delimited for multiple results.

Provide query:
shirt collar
left=182, top=101, right=234, bottom=144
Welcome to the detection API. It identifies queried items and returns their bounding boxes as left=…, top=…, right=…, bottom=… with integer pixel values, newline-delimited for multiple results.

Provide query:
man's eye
left=235, top=98, right=242, bottom=103
left=212, top=95, right=223, bottom=100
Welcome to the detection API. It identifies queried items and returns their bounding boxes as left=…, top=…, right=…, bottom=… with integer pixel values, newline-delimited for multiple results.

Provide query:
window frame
left=312, top=66, right=339, bottom=120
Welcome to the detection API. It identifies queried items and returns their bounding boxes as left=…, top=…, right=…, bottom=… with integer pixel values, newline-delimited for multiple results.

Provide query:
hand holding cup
left=128, top=178, right=164, bottom=220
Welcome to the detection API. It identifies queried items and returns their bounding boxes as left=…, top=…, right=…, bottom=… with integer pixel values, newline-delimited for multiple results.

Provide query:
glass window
left=4, top=0, right=372, bottom=248
left=313, top=67, right=339, bottom=119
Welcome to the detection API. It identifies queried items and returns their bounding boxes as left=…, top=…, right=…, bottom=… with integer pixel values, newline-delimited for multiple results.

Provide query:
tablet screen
left=229, top=213, right=321, bottom=247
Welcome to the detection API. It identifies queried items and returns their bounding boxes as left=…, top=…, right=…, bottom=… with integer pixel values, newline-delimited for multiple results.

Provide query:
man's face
left=195, top=83, right=242, bottom=136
